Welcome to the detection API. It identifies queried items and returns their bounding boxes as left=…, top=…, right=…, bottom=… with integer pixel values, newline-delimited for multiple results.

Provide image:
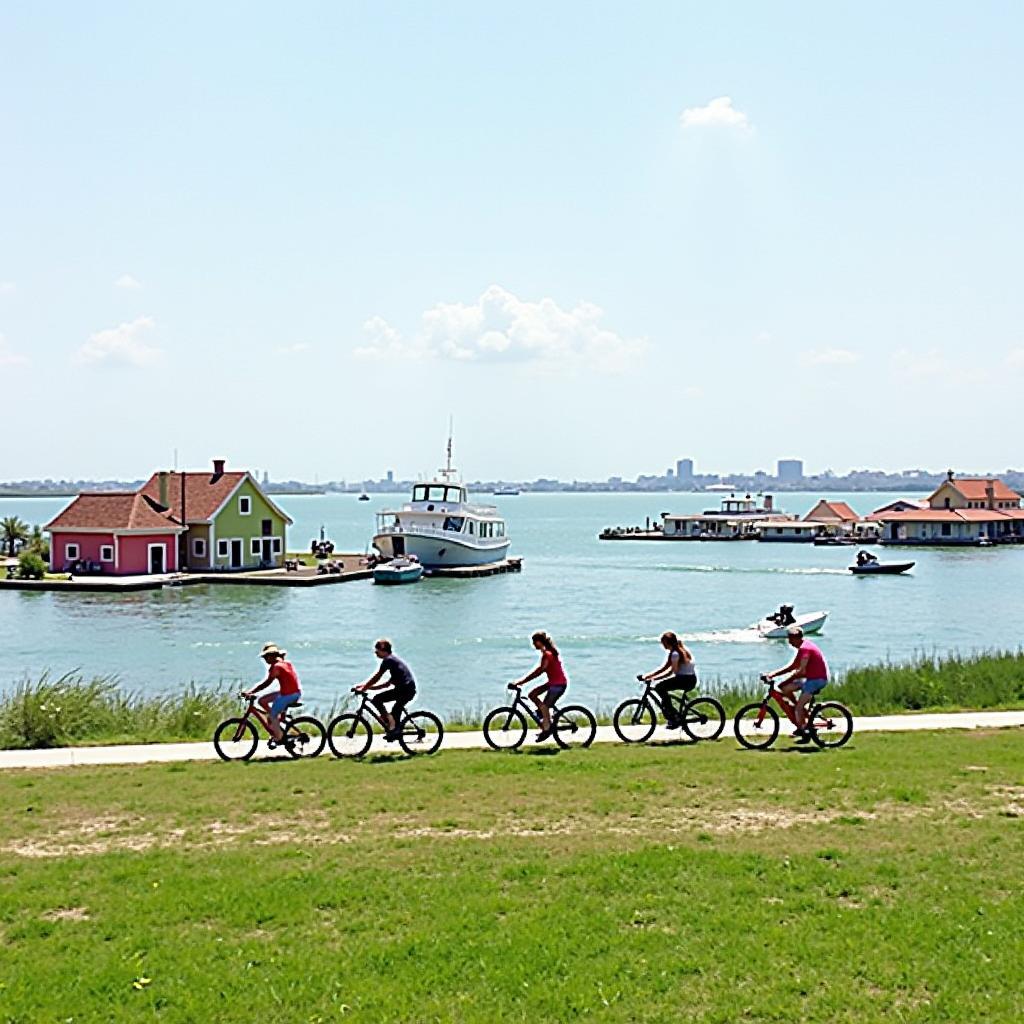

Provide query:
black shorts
left=655, top=674, right=697, bottom=693
left=371, top=684, right=416, bottom=713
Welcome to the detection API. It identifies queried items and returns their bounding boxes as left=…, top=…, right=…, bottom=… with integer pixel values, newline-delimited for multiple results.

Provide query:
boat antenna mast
left=439, top=417, right=458, bottom=482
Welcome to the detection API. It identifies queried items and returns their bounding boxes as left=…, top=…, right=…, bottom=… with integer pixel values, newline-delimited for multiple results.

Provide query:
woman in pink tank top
left=510, top=631, right=568, bottom=742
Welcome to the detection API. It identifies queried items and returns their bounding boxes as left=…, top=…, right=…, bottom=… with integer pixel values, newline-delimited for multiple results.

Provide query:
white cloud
left=0, top=333, right=29, bottom=368
left=115, top=274, right=142, bottom=289
left=799, top=348, right=861, bottom=368
left=680, top=96, right=751, bottom=131
left=276, top=342, right=312, bottom=355
left=74, top=316, right=163, bottom=368
left=1005, top=348, right=1024, bottom=369
left=0, top=281, right=15, bottom=295
left=355, top=285, right=645, bottom=373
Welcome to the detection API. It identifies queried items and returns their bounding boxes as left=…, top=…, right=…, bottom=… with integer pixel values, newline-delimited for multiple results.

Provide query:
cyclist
left=639, top=631, right=697, bottom=728
left=511, top=631, right=567, bottom=741
left=243, top=642, right=301, bottom=744
left=355, top=638, right=416, bottom=742
left=764, top=625, right=829, bottom=743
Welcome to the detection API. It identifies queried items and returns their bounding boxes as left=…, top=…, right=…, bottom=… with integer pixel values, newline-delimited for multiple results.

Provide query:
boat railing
left=375, top=522, right=508, bottom=544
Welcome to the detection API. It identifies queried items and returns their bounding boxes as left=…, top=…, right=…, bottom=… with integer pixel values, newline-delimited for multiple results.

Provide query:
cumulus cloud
left=115, top=273, right=142, bottom=289
left=355, top=285, right=645, bottom=372
left=75, top=316, right=163, bottom=367
left=680, top=96, right=751, bottom=131
left=799, top=348, right=861, bottom=368
left=0, top=333, right=29, bottom=367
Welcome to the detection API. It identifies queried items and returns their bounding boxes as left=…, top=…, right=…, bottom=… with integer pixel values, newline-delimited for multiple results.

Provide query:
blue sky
left=2, top=2, right=1022, bottom=481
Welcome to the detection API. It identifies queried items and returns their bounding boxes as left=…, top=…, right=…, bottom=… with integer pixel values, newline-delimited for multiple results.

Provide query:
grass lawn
left=1, top=731, right=1022, bottom=1022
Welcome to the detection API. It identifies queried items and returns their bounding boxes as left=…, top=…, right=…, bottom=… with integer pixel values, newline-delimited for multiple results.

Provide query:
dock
left=425, top=557, right=523, bottom=578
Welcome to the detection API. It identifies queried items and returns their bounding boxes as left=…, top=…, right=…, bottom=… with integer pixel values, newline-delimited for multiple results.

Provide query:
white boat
left=371, top=439, right=511, bottom=569
left=755, top=609, right=828, bottom=639
left=493, top=486, right=520, bottom=496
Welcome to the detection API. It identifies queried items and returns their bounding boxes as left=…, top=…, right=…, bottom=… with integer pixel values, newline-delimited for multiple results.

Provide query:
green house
left=140, top=459, right=293, bottom=570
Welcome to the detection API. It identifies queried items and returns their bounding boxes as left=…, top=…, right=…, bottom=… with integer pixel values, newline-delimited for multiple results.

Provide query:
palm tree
left=1, top=516, right=30, bottom=556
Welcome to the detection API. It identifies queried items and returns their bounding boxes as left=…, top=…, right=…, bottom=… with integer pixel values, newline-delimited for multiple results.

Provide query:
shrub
left=16, top=550, right=46, bottom=580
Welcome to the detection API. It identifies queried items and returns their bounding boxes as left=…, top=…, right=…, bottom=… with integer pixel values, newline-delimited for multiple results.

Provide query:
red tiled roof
left=805, top=500, right=859, bottom=523
left=874, top=508, right=1013, bottom=523
left=937, top=477, right=1020, bottom=502
left=139, top=470, right=247, bottom=523
left=46, top=493, right=183, bottom=532
left=865, top=500, right=928, bottom=521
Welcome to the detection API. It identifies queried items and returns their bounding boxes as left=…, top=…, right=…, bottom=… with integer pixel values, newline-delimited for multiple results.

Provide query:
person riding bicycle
left=639, top=631, right=697, bottom=729
left=243, top=642, right=301, bottom=745
left=355, top=638, right=416, bottom=742
left=511, top=631, right=567, bottom=742
left=764, top=625, right=829, bottom=743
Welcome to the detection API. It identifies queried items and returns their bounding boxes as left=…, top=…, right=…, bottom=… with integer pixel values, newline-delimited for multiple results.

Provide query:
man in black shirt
left=355, top=638, right=418, bottom=742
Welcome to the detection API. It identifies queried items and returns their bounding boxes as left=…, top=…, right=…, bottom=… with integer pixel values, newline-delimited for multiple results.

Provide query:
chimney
left=764, top=494, right=774, bottom=511
left=212, top=458, right=226, bottom=479
left=986, top=480, right=995, bottom=509
left=947, top=469, right=955, bottom=482
left=158, top=471, right=168, bottom=507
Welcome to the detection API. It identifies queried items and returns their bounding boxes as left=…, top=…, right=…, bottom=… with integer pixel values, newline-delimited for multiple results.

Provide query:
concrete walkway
left=1, top=710, right=1021, bottom=771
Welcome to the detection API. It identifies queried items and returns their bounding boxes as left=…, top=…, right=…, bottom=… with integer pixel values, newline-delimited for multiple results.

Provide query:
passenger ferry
left=371, top=442, right=511, bottom=568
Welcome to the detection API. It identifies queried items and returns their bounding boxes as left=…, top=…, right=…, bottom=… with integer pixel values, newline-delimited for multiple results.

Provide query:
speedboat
left=358, top=493, right=370, bottom=501
left=371, top=437, right=511, bottom=569
left=493, top=486, right=520, bottom=496
left=373, top=557, right=424, bottom=585
left=755, top=610, right=828, bottom=639
left=849, top=561, right=914, bottom=575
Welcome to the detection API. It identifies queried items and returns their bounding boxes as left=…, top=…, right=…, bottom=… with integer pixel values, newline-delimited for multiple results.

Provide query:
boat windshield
left=412, top=484, right=465, bottom=504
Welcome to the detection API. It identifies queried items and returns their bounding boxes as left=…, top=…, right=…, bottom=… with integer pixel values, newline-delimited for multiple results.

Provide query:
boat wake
left=652, top=564, right=846, bottom=577
left=635, top=629, right=764, bottom=645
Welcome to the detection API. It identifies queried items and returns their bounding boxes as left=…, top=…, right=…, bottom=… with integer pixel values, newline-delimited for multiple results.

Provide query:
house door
left=149, top=545, right=165, bottom=574
left=261, top=538, right=274, bottom=563
left=230, top=540, right=243, bottom=568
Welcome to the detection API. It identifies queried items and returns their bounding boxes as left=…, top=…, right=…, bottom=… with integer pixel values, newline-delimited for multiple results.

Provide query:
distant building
left=676, top=459, right=694, bottom=483
left=777, top=459, right=803, bottom=483
left=666, top=468, right=674, bottom=478
left=386, top=470, right=394, bottom=483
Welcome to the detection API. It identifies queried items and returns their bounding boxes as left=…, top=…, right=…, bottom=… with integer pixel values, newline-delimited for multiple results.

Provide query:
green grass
left=0, top=731, right=1022, bottom=1022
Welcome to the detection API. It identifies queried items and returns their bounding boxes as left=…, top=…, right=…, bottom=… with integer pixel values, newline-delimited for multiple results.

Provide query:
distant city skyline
left=2, top=4, right=1023, bottom=478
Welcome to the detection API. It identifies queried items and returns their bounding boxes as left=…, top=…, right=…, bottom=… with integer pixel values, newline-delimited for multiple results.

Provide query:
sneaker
left=665, top=718, right=682, bottom=730
left=794, top=732, right=813, bottom=745
left=383, top=728, right=400, bottom=743
left=535, top=728, right=552, bottom=742
left=791, top=727, right=806, bottom=738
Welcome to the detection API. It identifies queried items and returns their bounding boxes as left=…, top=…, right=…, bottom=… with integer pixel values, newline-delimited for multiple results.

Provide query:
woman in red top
left=244, top=642, right=302, bottom=743
left=511, top=631, right=568, bottom=741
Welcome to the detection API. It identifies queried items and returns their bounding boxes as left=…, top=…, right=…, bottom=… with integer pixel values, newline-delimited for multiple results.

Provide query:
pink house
left=45, top=492, right=184, bottom=575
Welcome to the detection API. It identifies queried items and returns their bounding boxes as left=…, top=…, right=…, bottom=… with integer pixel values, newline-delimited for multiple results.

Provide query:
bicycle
left=733, top=675, right=854, bottom=750
left=326, top=689, right=444, bottom=758
left=482, top=683, right=597, bottom=751
left=613, top=675, right=725, bottom=744
left=213, top=693, right=327, bottom=761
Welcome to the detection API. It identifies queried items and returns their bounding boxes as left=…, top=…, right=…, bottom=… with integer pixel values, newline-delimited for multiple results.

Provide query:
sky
left=2, top=2, right=1023, bottom=482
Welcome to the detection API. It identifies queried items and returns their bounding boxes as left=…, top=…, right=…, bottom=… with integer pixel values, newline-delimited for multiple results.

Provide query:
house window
left=65, top=543, right=79, bottom=561
left=193, top=538, right=207, bottom=558
left=272, top=538, right=282, bottom=554
left=941, top=523, right=951, bottom=537
left=251, top=538, right=262, bottom=556
left=239, top=496, right=252, bottom=515
left=100, top=545, right=114, bottom=562
left=217, top=540, right=229, bottom=557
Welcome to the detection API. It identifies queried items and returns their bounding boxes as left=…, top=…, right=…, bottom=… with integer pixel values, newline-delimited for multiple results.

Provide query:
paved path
left=1, top=710, right=1021, bottom=771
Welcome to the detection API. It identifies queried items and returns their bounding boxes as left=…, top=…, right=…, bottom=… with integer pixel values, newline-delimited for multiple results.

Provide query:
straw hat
left=259, top=642, right=285, bottom=658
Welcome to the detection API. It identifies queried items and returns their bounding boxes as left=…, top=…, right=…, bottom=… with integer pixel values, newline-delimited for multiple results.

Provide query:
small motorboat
left=755, top=609, right=828, bottom=639
left=813, top=536, right=857, bottom=546
left=373, top=557, right=424, bottom=585
left=849, top=561, right=914, bottom=575
left=358, top=493, right=371, bottom=501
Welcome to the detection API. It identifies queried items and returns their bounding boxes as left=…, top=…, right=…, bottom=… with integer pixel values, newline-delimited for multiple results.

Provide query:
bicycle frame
left=756, top=682, right=820, bottom=728
left=633, top=677, right=696, bottom=719
left=239, top=695, right=300, bottom=738
left=505, top=684, right=553, bottom=725
left=349, top=690, right=413, bottom=729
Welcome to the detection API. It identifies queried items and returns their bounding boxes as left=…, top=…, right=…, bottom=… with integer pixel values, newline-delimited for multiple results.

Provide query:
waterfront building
left=676, top=458, right=694, bottom=484
left=46, top=459, right=293, bottom=574
left=804, top=499, right=859, bottom=525
left=777, top=459, right=803, bottom=483
left=46, top=492, right=184, bottom=574
left=661, top=493, right=793, bottom=540
left=871, top=472, right=1024, bottom=545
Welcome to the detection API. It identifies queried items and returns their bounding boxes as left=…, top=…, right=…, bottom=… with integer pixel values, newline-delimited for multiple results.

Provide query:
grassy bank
left=2, top=651, right=1023, bottom=750
left=1, top=732, right=1022, bottom=1022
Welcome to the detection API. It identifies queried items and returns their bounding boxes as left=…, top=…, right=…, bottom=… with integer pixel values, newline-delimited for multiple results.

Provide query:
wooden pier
left=425, top=557, right=523, bottom=579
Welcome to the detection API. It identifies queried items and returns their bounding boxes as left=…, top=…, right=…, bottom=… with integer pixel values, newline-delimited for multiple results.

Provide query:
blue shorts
left=801, top=678, right=828, bottom=696
left=542, top=684, right=567, bottom=706
left=270, top=691, right=301, bottom=716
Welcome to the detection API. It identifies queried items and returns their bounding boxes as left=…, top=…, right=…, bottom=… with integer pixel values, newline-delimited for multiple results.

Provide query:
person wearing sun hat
left=243, top=642, right=302, bottom=743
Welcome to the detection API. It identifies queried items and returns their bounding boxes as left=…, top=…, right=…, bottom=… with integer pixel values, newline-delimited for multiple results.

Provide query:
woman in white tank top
left=639, top=631, right=697, bottom=729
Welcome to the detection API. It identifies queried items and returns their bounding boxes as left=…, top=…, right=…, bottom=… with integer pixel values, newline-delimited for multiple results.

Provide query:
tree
left=1, top=516, right=30, bottom=556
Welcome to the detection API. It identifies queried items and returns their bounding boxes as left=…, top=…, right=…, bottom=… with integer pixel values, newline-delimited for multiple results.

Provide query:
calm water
left=2, top=492, right=1021, bottom=714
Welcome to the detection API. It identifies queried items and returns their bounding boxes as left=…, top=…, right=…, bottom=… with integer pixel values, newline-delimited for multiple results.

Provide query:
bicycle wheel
left=327, top=713, right=373, bottom=758
left=612, top=698, right=656, bottom=743
left=734, top=703, right=780, bottom=750
left=284, top=715, right=327, bottom=759
left=553, top=705, right=597, bottom=750
left=213, top=717, right=259, bottom=761
left=808, top=702, right=854, bottom=749
left=483, top=706, right=527, bottom=751
left=682, top=697, right=726, bottom=742
left=398, top=711, right=444, bottom=756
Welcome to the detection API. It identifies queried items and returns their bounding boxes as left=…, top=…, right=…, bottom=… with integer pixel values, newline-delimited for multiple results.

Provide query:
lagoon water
left=2, top=491, right=1022, bottom=715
